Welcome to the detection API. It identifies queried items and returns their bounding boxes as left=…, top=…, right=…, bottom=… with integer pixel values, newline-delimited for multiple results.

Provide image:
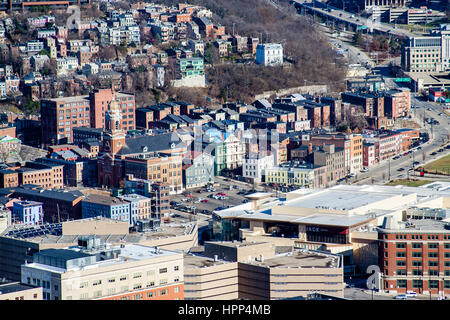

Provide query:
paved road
left=293, top=0, right=414, bottom=38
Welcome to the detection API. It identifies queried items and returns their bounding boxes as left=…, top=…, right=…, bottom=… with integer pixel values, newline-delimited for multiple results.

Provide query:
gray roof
left=12, top=188, right=84, bottom=202
left=119, top=133, right=185, bottom=155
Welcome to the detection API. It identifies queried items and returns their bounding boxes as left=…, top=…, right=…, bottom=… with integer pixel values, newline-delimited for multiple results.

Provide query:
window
left=120, top=275, right=128, bottom=281
left=445, top=280, right=450, bottom=289
left=108, top=278, right=115, bottom=283
left=445, top=253, right=450, bottom=258
left=147, top=292, right=153, bottom=298
left=174, top=287, right=179, bottom=293
left=428, top=243, right=438, bottom=249
left=429, top=280, right=439, bottom=289
left=92, top=280, right=102, bottom=286
left=429, top=261, right=438, bottom=267
left=396, top=260, right=406, bottom=267
left=397, top=280, right=407, bottom=288
left=396, top=252, right=406, bottom=258
left=396, top=243, right=406, bottom=249
left=429, top=252, right=439, bottom=258
left=147, top=282, right=155, bottom=287
left=133, top=273, right=142, bottom=279
left=429, top=270, right=439, bottom=276
left=412, top=280, right=423, bottom=288
left=412, top=261, right=422, bottom=267
left=396, top=269, right=407, bottom=276
left=133, top=284, right=142, bottom=290
left=79, top=282, right=88, bottom=289
left=160, top=289, right=167, bottom=296
left=445, top=244, right=450, bottom=249
left=412, top=243, right=422, bottom=249
left=93, top=290, right=102, bottom=298
left=80, top=293, right=88, bottom=300
left=159, top=268, right=167, bottom=274
left=413, top=270, right=422, bottom=276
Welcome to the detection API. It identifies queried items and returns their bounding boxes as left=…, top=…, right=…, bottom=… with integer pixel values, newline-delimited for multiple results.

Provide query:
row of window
left=388, top=252, right=450, bottom=258
left=393, top=242, right=446, bottom=249
left=396, top=280, right=450, bottom=289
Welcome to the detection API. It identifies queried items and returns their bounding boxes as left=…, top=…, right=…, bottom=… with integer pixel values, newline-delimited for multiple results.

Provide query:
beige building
left=0, top=282, right=43, bottom=300
left=184, top=241, right=344, bottom=300
left=21, top=240, right=184, bottom=300
left=184, top=255, right=239, bottom=300
left=212, top=185, right=450, bottom=275
left=0, top=217, right=197, bottom=281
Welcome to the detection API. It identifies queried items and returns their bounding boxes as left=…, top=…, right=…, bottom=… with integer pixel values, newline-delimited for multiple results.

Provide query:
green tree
left=22, top=98, right=40, bottom=115
left=39, top=49, right=50, bottom=58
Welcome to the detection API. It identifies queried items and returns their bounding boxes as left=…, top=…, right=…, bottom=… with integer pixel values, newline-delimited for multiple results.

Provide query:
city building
left=378, top=215, right=450, bottom=296
left=0, top=282, right=42, bottom=300
left=21, top=238, right=184, bottom=300
left=264, top=162, right=324, bottom=189
left=255, top=43, right=283, bottom=66
left=0, top=217, right=198, bottom=281
left=12, top=201, right=43, bottom=226
left=81, top=194, right=132, bottom=225
left=182, top=151, right=214, bottom=189
left=184, top=241, right=344, bottom=300
left=401, top=36, right=442, bottom=73
left=242, top=152, right=274, bottom=184
left=312, top=144, right=346, bottom=186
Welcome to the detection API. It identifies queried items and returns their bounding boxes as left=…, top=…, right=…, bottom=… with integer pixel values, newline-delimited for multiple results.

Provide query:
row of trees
left=150, top=0, right=347, bottom=104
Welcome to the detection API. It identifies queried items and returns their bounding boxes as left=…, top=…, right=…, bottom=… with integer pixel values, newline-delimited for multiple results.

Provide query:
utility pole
left=388, top=158, right=391, bottom=181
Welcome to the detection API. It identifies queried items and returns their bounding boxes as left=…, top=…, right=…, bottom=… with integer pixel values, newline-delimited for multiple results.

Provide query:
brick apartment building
left=89, top=88, right=135, bottom=132
left=41, top=89, right=135, bottom=146
left=384, top=88, right=411, bottom=119
left=378, top=216, right=450, bottom=296
left=40, top=95, right=91, bottom=145
left=15, top=162, right=64, bottom=189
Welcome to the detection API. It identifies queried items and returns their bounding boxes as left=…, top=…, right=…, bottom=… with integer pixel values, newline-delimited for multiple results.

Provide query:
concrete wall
left=184, top=261, right=239, bottom=300
left=62, top=218, right=129, bottom=235
left=253, top=85, right=329, bottom=101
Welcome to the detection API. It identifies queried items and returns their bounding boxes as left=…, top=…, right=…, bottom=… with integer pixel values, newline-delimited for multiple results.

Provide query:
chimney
left=308, top=143, right=312, bottom=154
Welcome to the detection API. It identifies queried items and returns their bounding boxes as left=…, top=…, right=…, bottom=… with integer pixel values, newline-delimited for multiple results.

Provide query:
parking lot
left=170, top=179, right=253, bottom=215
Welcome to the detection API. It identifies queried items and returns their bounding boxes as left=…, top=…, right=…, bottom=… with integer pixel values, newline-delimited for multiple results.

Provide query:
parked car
left=438, top=148, right=444, bottom=152
left=394, top=294, right=407, bottom=300
left=413, top=161, right=420, bottom=166
left=397, top=168, right=405, bottom=172
left=200, top=199, right=208, bottom=203
left=431, top=152, right=438, bottom=156
left=406, top=291, right=417, bottom=297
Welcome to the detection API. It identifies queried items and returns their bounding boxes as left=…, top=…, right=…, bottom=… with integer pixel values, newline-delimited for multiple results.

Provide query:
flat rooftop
left=0, top=282, right=40, bottom=295
left=24, top=244, right=180, bottom=273
left=381, top=219, right=450, bottom=232
left=285, top=189, right=393, bottom=211
left=184, top=253, right=231, bottom=269
left=205, top=241, right=268, bottom=249
left=253, top=250, right=340, bottom=269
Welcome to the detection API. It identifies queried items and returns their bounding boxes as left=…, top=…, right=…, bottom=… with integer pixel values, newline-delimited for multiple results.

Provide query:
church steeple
left=103, top=88, right=125, bottom=155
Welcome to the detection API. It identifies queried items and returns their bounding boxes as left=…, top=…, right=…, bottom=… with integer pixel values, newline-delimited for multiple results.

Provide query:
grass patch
left=385, top=179, right=433, bottom=187
left=424, top=154, right=450, bottom=175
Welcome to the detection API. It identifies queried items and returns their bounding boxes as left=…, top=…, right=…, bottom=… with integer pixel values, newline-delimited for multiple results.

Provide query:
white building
left=243, top=153, right=275, bottom=183
left=21, top=241, right=184, bottom=300
left=56, top=57, right=79, bottom=76
left=12, top=201, right=43, bottom=225
left=255, top=43, right=283, bottom=66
